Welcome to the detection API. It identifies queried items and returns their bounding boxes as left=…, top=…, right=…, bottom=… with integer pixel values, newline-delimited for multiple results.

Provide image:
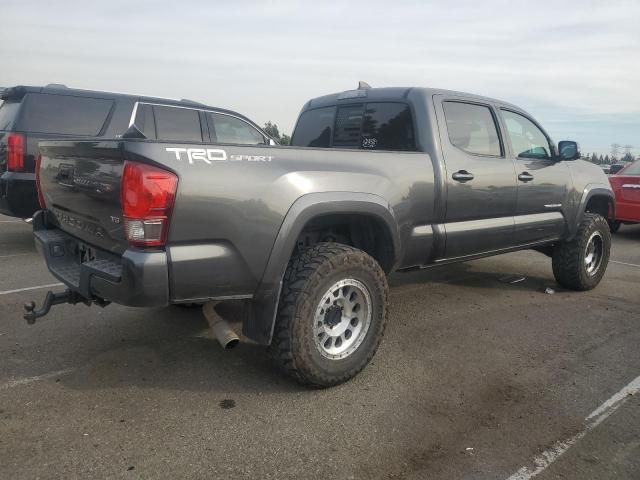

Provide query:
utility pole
left=611, top=143, right=620, bottom=161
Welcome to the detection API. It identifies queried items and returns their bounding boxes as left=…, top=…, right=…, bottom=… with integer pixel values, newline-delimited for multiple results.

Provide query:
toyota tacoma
left=27, top=85, right=614, bottom=387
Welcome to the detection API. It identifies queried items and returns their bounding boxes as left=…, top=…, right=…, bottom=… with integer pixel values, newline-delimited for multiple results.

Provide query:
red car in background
left=608, top=159, right=640, bottom=232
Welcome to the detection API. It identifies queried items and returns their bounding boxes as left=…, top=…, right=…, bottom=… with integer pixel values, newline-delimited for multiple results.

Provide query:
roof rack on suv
left=44, top=83, right=68, bottom=89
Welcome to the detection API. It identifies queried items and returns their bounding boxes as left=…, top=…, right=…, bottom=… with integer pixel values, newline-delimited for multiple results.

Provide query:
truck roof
left=0, top=84, right=257, bottom=125
left=300, top=86, right=521, bottom=112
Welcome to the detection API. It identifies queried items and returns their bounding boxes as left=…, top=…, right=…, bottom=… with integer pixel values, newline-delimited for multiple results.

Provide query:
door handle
left=452, top=170, right=474, bottom=183
left=622, top=184, right=640, bottom=189
left=518, top=172, right=534, bottom=182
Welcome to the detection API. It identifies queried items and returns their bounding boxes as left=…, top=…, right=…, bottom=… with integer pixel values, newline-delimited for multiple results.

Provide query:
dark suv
left=0, top=84, right=269, bottom=218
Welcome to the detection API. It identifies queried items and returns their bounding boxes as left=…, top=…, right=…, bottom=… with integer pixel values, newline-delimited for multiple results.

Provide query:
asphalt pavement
left=0, top=214, right=638, bottom=479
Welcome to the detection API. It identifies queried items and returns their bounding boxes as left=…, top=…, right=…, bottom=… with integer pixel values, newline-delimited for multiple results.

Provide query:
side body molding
left=243, top=192, right=400, bottom=344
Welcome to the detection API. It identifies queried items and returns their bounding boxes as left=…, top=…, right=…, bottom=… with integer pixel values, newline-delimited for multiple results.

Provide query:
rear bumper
left=33, top=211, right=169, bottom=307
left=0, top=171, right=39, bottom=218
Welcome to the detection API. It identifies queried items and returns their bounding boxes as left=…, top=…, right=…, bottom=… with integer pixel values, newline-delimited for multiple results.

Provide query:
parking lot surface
left=0, top=214, right=638, bottom=479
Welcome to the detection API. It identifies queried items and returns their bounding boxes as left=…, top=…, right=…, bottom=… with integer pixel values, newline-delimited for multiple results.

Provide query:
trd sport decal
left=166, top=147, right=273, bottom=164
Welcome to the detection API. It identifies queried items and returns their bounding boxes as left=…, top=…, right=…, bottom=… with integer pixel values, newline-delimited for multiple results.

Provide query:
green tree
left=263, top=121, right=280, bottom=140
left=280, top=133, right=291, bottom=146
left=264, top=121, right=290, bottom=145
left=621, top=152, right=634, bottom=163
left=599, top=154, right=604, bottom=164
left=591, top=153, right=599, bottom=164
left=604, top=154, right=610, bottom=164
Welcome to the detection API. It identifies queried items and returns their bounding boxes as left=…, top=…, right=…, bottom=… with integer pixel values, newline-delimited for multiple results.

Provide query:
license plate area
left=75, top=242, right=97, bottom=264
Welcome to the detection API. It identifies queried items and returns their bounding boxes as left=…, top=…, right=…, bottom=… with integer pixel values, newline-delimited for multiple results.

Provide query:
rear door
left=610, top=161, right=640, bottom=222
left=434, top=96, right=517, bottom=259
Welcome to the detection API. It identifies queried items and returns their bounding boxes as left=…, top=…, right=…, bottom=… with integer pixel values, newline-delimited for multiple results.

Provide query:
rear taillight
left=121, top=161, right=178, bottom=247
left=35, top=153, right=46, bottom=208
left=7, top=133, right=25, bottom=172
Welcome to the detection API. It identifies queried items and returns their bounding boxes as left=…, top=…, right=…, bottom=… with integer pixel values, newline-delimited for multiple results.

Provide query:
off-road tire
left=269, top=242, right=389, bottom=387
left=552, top=213, right=611, bottom=291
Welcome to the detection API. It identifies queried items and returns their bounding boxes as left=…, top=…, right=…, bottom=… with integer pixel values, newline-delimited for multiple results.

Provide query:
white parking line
left=0, top=253, right=30, bottom=259
left=611, top=260, right=640, bottom=269
left=0, top=283, right=63, bottom=296
left=0, top=368, right=75, bottom=391
left=506, top=375, right=640, bottom=480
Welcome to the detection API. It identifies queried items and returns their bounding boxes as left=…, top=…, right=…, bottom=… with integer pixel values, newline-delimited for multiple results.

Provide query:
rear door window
left=207, top=113, right=265, bottom=145
left=291, top=107, right=336, bottom=148
left=443, top=101, right=501, bottom=156
left=17, top=93, right=113, bottom=135
left=0, top=101, right=21, bottom=130
left=153, top=105, right=203, bottom=142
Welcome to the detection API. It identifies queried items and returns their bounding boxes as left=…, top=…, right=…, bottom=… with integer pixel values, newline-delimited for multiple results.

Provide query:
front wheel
left=552, top=213, right=611, bottom=291
left=270, top=243, right=389, bottom=387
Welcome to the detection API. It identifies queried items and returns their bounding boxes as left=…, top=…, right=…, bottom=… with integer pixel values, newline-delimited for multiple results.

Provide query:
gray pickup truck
left=28, top=85, right=614, bottom=387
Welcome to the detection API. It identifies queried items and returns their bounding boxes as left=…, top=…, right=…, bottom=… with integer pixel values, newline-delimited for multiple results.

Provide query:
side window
left=500, top=110, right=551, bottom=159
left=207, top=113, right=265, bottom=145
left=133, top=104, right=156, bottom=139
left=153, top=105, right=202, bottom=142
left=443, top=101, right=501, bottom=156
left=362, top=103, right=415, bottom=151
left=333, top=104, right=364, bottom=148
left=18, top=93, right=113, bottom=135
left=290, top=107, right=336, bottom=148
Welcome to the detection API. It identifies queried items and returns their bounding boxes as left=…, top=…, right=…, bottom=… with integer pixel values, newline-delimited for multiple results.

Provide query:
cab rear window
left=291, top=102, right=415, bottom=151
left=291, top=107, right=336, bottom=148
left=17, top=93, right=113, bottom=135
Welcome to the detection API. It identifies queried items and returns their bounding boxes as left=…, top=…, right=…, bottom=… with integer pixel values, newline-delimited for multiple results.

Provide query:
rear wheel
left=270, top=243, right=388, bottom=387
left=552, top=213, right=611, bottom=291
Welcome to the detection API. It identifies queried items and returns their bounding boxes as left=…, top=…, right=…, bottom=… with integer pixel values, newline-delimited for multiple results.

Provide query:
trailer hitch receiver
left=23, top=289, right=94, bottom=324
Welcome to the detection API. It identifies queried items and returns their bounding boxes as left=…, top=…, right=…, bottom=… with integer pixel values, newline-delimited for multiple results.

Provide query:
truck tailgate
left=38, top=140, right=128, bottom=254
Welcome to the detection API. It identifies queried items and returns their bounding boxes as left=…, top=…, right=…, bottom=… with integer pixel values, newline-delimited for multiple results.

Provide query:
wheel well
left=585, top=195, right=614, bottom=219
left=295, top=214, right=395, bottom=273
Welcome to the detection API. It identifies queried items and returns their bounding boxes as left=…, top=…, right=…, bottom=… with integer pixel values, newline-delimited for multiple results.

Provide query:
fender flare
left=568, top=184, right=614, bottom=239
left=243, top=192, right=400, bottom=344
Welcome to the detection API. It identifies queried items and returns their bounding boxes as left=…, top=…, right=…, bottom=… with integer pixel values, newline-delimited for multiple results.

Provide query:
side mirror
left=558, top=140, right=580, bottom=161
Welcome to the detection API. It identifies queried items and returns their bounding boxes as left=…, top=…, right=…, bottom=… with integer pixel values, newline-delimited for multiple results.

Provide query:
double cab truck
left=28, top=85, right=614, bottom=387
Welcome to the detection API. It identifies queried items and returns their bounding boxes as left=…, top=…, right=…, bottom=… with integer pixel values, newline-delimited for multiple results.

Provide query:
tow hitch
left=23, top=289, right=108, bottom=324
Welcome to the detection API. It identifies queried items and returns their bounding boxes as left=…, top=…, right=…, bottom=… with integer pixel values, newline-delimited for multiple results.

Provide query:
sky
left=1, top=0, right=639, bottom=156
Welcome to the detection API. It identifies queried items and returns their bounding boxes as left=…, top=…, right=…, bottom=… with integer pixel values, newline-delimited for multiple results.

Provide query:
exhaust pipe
left=202, top=302, right=240, bottom=349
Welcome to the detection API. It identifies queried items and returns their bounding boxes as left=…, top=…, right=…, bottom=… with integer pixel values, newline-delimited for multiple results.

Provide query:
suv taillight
left=121, top=161, right=178, bottom=247
left=35, top=153, right=46, bottom=208
left=7, top=133, right=25, bottom=172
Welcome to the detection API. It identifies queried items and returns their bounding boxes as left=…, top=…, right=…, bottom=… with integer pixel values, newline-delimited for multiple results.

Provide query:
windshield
left=621, top=160, right=640, bottom=175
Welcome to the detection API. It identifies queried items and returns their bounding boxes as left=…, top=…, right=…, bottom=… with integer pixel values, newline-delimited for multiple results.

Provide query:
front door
left=435, top=97, right=517, bottom=259
left=498, top=109, right=570, bottom=244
